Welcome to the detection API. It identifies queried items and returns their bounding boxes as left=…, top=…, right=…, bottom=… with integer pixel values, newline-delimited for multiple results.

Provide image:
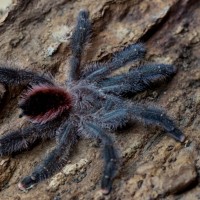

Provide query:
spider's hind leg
left=0, top=119, right=61, bottom=156
left=19, top=122, right=77, bottom=192
left=0, top=66, right=53, bottom=86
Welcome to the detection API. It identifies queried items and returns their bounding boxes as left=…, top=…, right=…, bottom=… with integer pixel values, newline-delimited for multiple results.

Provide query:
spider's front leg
left=84, top=123, right=118, bottom=195
left=101, top=104, right=185, bottom=142
left=129, top=104, right=185, bottom=142
left=99, top=64, right=177, bottom=95
left=82, top=43, right=146, bottom=82
left=18, top=122, right=77, bottom=192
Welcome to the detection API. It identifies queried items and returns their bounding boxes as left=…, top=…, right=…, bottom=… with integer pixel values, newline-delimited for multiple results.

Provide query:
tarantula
left=0, top=10, right=185, bottom=194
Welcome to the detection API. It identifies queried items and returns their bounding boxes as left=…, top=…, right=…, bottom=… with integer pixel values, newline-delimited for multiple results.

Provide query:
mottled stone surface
left=0, top=0, right=199, bottom=199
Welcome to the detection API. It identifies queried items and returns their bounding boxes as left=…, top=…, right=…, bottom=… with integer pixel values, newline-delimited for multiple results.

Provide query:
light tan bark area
left=0, top=0, right=199, bottom=199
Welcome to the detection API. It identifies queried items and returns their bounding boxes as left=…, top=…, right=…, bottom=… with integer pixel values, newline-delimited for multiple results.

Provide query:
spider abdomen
left=19, top=85, right=72, bottom=124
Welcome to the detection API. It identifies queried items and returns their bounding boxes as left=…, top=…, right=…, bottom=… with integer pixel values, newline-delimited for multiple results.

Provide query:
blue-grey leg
left=82, top=43, right=146, bottom=82
left=18, top=122, right=77, bottom=191
left=99, top=64, right=177, bottom=95
left=0, top=119, right=62, bottom=156
left=68, top=10, right=91, bottom=81
left=100, top=106, right=185, bottom=142
left=84, top=123, right=118, bottom=194
left=0, top=65, right=53, bottom=86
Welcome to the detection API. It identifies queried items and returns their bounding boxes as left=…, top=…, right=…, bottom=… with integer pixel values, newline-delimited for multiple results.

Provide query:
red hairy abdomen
left=19, top=85, right=72, bottom=124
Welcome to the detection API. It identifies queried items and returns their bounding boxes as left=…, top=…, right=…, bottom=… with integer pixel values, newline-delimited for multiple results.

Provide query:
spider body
left=0, top=10, right=185, bottom=194
left=19, top=84, right=72, bottom=123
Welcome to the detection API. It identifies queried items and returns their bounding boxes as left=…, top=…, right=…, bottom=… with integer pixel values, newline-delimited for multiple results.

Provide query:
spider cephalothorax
left=0, top=10, right=185, bottom=195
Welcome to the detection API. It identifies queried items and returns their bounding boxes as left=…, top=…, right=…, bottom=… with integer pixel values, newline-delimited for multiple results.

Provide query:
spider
left=0, top=10, right=185, bottom=195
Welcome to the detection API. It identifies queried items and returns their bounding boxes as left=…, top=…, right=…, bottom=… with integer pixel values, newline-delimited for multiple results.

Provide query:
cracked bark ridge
left=0, top=0, right=199, bottom=199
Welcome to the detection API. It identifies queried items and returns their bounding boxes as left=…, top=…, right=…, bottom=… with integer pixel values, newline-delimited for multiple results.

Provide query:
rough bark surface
left=0, top=0, right=199, bottom=199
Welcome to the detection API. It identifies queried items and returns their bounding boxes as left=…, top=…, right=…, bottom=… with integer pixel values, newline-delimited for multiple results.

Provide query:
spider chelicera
left=0, top=10, right=185, bottom=194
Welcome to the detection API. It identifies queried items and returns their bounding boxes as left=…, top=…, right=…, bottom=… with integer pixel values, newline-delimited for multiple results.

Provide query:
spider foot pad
left=18, top=176, right=37, bottom=192
left=101, top=175, right=113, bottom=195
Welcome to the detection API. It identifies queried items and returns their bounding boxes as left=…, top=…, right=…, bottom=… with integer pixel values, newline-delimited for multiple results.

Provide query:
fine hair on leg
left=98, top=64, right=177, bottom=95
left=19, top=122, right=77, bottom=191
left=0, top=117, right=63, bottom=156
left=84, top=122, right=119, bottom=194
left=129, top=104, right=185, bottom=142
left=0, top=65, right=53, bottom=86
left=82, top=43, right=146, bottom=82
left=68, top=10, right=92, bottom=81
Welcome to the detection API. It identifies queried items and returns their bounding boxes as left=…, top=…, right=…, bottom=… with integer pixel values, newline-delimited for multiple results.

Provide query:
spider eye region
left=19, top=85, right=72, bottom=124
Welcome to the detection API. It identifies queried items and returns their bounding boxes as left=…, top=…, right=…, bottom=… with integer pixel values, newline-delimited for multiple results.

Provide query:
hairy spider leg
left=82, top=43, right=146, bottom=82
left=0, top=66, right=53, bottom=86
left=0, top=118, right=62, bottom=156
left=68, top=10, right=92, bottom=82
left=101, top=105, right=185, bottom=142
left=18, top=122, right=77, bottom=191
left=84, top=123, right=118, bottom=195
left=98, top=64, right=177, bottom=95
left=101, top=108, right=129, bottom=129
left=129, top=104, right=185, bottom=142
